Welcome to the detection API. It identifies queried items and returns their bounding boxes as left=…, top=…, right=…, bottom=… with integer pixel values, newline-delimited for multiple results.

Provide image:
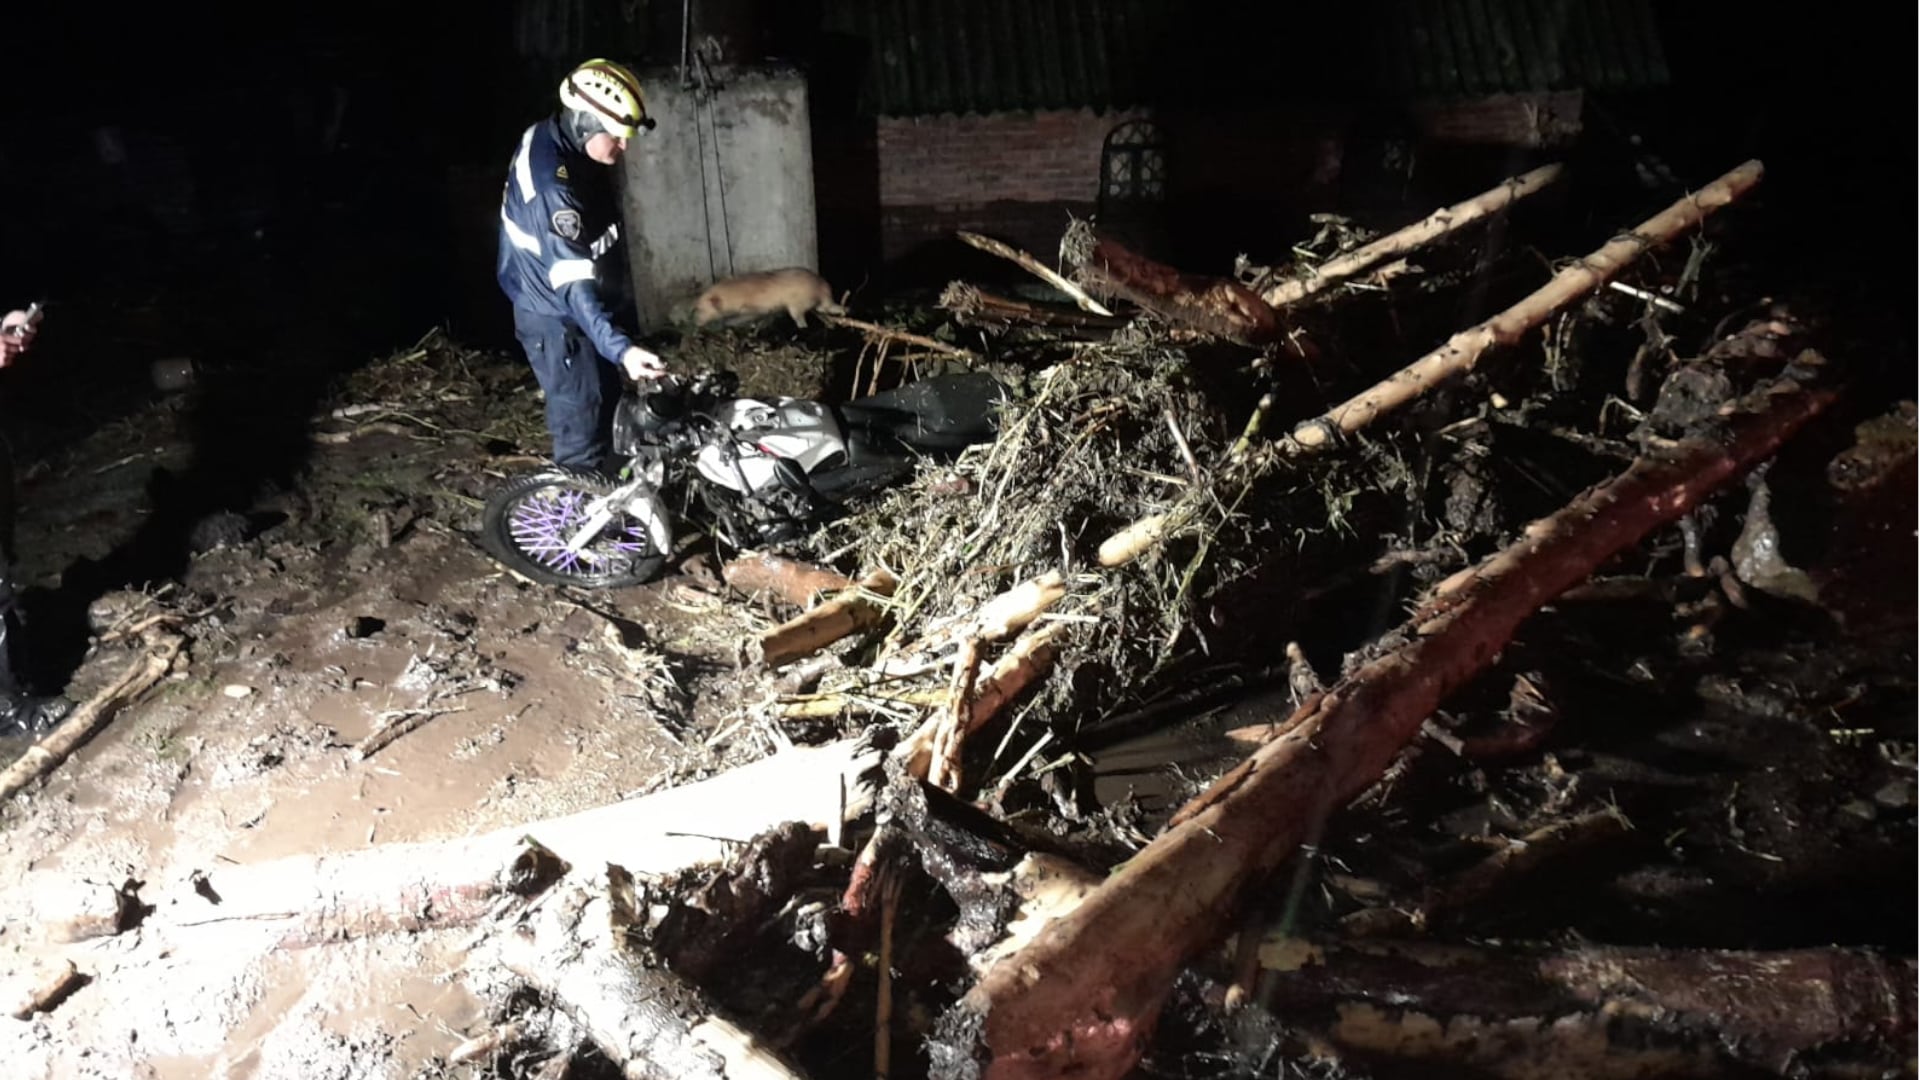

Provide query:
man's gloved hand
left=621, top=346, right=667, bottom=381
left=0, top=309, right=39, bottom=368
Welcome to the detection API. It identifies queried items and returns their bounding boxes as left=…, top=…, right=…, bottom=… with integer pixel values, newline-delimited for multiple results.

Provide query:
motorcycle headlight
left=610, top=393, right=647, bottom=457
left=612, top=386, right=687, bottom=456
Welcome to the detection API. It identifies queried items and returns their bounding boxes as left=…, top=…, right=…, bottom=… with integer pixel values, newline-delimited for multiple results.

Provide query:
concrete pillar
left=617, top=65, right=819, bottom=333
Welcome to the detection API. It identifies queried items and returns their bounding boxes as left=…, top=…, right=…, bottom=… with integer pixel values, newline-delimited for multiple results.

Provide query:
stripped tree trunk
left=1259, top=164, right=1565, bottom=308
left=0, top=633, right=184, bottom=802
left=495, top=867, right=810, bottom=1080
left=939, top=282, right=1129, bottom=332
left=144, top=739, right=872, bottom=949
left=757, top=570, right=900, bottom=668
left=1287, top=159, right=1764, bottom=452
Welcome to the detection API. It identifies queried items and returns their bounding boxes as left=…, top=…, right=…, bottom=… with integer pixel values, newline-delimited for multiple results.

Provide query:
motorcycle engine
left=700, top=451, right=830, bottom=547
left=722, top=485, right=817, bottom=545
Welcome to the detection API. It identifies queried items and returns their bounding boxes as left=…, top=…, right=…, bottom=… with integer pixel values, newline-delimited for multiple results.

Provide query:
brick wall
left=822, top=96, right=1577, bottom=277
left=863, top=105, right=1342, bottom=267
left=1409, top=91, right=1585, bottom=148
left=875, top=107, right=1149, bottom=207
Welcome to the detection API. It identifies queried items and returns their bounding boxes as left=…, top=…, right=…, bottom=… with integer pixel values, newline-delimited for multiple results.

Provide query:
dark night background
left=0, top=1, right=1909, bottom=486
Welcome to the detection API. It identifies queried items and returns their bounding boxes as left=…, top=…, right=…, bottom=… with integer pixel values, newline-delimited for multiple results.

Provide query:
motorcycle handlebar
left=628, top=370, right=739, bottom=446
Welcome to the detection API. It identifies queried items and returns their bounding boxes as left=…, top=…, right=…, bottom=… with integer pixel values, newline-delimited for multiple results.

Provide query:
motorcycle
left=479, top=369, right=1009, bottom=589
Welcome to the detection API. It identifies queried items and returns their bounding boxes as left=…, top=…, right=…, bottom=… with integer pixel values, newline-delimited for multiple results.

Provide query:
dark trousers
left=0, top=439, right=26, bottom=698
left=512, top=307, right=620, bottom=472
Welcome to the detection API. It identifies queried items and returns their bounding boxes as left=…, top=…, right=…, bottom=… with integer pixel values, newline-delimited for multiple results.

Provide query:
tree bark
left=722, top=552, right=856, bottom=609
left=939, top=363, right=1837, bottom=1080
left=0, top=633, right=183, bottom=802
left=757, top=570, right=900, bottom=669
left=1061, top=221, right=1285, bottom=347
left=494, top=867, right=809, bottom=1080
left=1287, top=159, right=1765, bottom=453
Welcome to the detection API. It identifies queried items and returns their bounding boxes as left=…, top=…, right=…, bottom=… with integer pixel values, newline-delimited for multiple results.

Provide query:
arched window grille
left=1100, top=121, right=1167, bottom=207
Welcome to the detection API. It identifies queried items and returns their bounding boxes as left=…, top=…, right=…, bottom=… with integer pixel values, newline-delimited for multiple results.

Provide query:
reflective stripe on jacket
left=495, top=118, right=633, bottom=364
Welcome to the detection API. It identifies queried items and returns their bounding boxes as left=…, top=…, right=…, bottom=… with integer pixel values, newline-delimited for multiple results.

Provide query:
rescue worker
left=0, top=306, right=73, bottom=734
left=496, top=58, right=667, bottom=474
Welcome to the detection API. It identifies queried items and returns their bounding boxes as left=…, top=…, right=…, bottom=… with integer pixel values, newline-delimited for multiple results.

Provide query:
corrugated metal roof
left=818, top=0, right=1172, bottom=117
left=1373, top=0, right=1671, bottom=98
left=816, top=0, right=1669, bottom=117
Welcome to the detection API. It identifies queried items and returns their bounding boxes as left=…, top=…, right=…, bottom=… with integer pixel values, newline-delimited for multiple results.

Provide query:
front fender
left=623, top=487, right=675, bottom=556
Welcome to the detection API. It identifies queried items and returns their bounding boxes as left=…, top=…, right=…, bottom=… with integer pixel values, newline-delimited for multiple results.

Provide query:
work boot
left=0, top=691, right=71, bottom=737
left=0, top=608, right=72, bottom=736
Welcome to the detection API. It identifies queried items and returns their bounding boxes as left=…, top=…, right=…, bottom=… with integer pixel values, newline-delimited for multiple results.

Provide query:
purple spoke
left=506, top=485, right=655, bottom=578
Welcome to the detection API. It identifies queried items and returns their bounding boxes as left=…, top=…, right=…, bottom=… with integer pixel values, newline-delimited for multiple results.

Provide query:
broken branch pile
left=776, top=333, right=1397, bottom=796
left=636, top=152, right=1909, bottom=1078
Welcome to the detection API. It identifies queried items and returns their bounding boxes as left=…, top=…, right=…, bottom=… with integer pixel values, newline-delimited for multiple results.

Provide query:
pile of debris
left=11, top=155, right=1910, bottom=1080
left=723, top=161, right=1779, bottom=814
left=425, top=154, right=1898, bottom=1079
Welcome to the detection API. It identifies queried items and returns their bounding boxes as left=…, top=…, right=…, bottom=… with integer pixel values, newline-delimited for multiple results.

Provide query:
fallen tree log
left=895, top=623, right=1065, bottom=783
left=1252, top=938, right=1916, bottom=1079
left=1286, top=159, right=1765, bottom=453
left=142, top=738, right=876, bottom=949
left=757, top=569, right=900, bottom=669
left=1061, top=221, right=1285, bottom=347
left=912, top=848, right=1910, bottom=1077
left=0, top=632, right=184, bottom=802
left=956, top=231, right=1115, bottom=317
left=1097, top=511, right=1182, bottom=568
left=819, top=313, right=977, bottom=361
left=937, top=360, right=1838, bottom=1080
left=722, top=552, right=856, bottom=610
left=939, top=283, right=1129, bottom=332
left=875, top=570, right=1067, bottom=678
left=1259, top=164, right=1565, bottom=308
left=3, top=957, right=85, bottom=1020
left=495, top=866, right=809, bottom=1080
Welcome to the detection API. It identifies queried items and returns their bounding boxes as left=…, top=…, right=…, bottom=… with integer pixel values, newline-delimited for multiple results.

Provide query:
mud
left=0, top=339, right=781, bottom=1079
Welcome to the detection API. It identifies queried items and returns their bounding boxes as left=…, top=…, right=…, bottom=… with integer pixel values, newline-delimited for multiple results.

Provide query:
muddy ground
left=0, top=326, right=828, bottom=1079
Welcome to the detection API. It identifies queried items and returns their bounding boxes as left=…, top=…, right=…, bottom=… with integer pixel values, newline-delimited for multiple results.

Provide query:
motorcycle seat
left=834, top=372, right=1007, bottom=452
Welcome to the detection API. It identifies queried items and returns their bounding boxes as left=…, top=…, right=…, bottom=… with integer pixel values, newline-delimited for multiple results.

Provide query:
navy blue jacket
left=495, top=117, right=634, bottom=365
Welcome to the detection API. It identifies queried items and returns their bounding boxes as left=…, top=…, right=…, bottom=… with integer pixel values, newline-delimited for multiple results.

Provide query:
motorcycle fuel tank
left=694, top=398, right=850, bottom=493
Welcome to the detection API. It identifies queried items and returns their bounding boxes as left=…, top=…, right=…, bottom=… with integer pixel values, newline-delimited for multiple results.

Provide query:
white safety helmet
left=558, top=59, right=653, bottom=140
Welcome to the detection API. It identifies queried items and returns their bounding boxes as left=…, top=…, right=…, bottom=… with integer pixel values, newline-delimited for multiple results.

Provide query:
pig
left=692, top=268, right=846, bottom=330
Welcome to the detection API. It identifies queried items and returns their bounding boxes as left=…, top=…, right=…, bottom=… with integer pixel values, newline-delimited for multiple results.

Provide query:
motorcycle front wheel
left=481, top=471, right=670, bottom=589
